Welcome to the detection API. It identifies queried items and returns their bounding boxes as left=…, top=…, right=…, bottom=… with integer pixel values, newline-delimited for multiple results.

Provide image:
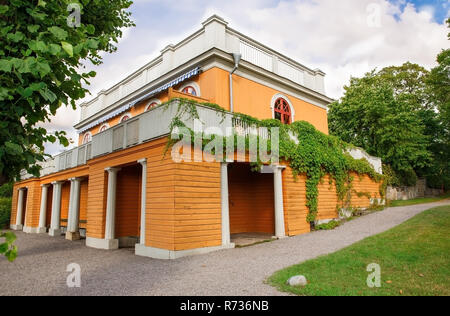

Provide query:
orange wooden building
left=10, top=16, right=383, bottom=259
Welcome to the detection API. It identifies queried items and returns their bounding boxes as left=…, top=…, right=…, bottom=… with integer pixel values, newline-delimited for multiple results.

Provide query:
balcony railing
left=19, top=100, right=382, bottom=181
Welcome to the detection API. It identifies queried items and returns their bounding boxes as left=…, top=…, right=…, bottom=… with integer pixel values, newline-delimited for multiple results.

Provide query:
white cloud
left=44, top=0, right=449, bottom=154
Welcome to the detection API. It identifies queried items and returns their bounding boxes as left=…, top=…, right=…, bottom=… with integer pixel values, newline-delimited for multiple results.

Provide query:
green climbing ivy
left=164, top=98, right=384, bottom=223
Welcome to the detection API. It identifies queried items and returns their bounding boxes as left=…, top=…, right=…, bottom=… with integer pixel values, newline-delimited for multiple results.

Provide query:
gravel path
left=1, top=200, right=448, bottom=296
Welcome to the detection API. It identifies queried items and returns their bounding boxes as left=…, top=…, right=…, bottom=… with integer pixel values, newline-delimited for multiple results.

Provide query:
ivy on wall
left=162, top=98, right=384, bottom=223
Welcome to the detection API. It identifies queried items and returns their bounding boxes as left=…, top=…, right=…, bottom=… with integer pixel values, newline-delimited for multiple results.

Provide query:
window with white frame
left=82, top=132, right=92, bottom=144
left=98, top=123, right=109, bottom=133
left=145, top=99, right=161, bottom=112
left=119, top=113, right=132, bottom=123
left=271, top=94, right=295, bottom=125
left=179, top=82, right=200, bottom=97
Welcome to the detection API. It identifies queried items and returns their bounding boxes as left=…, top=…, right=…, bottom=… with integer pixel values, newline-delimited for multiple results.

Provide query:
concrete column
left=138, top=159, right=147, bottom=245
left=12, top=188, right=26, bottom=231
left=274, top=165, right=287, bottom=238
left=66, top=178, right=82, bottom=241
left=37, top=184, right=50, bottom=233
left=104, top=167, right=121, bottom=247
left=221, top=163, right=231, bottom=246
left=49, top=181, right=63, bottom=237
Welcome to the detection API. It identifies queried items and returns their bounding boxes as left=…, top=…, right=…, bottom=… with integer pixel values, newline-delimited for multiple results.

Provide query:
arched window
left=82, top=132, right=92, bottom=144
left=179, top=82, right=200, bottom=97
left=119, top=113, right=132, bottom=123
left=181, top=86, right=197, bottom=96
left=145, top=99, right=161, bottom=112
left=272, top=96, right=293, bottom=124
left=99, top=124, right=109, bottom=133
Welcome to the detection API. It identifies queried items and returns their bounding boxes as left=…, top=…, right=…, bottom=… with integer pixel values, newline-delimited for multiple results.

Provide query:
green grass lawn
left=390, top=194, right=450, bottom=207
left=268, top=205, right=450, bottom=296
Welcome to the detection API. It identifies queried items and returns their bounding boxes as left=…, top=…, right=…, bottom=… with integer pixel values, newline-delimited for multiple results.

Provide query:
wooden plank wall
left=60, top=181, right=70, bottom=227
left=228, top=163, right=275, bottom=235
left=282, top=167, right=310, bottom=236
left=79, top=180, right=88, bottom=229
left=115, top=165, right=141, bottom=238
left=24, top=181, right=41, bottom=228
left=173, top=161, right=222, bottom=251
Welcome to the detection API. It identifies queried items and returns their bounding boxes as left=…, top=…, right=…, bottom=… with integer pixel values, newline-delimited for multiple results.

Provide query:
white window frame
left=144, top=98, right=162, bottom=112
left=119, top=112, right=133, bottom=123
left=179, top=81, right=201, bottom=97
left=270, top=93, right=295, bottom=123
left=82, top=132, right=92, bottom=144
left=98, top=123, right=110, bottom=133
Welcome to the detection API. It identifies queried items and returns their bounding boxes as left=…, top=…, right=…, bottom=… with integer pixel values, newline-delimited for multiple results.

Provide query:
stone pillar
left=37, top=184, right=50, bottom=233
left=12, top=188, right=26, bottom=231
left=49, top=181, right=63, bottom=237
left=66, top=178, right=82, bottom=241
left=104, top=167, right=121, bottom=248
left=274, top=165, right=286, bottom=238
left=221, top=163, right=231, bottom=246
left=138, top=159, right=147, bottom=245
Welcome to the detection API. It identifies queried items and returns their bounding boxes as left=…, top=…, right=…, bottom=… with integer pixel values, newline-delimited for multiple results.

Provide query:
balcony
left=19, top=99, right=382, bottom=181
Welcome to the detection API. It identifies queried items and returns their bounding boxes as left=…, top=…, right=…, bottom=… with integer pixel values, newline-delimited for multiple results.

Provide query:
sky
left=44, top=0, right=450, bottom=155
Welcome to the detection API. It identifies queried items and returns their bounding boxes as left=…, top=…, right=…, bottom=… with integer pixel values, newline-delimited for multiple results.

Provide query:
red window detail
left=120, top=115, right=131, bottom=123
left=182, top=86, right=197, bottom=96
left=99, top=125, right=108, bottom=133
left=146, top=102, right=158, bottom=111
left=82, top=133, right=91, bottom=144
left=274, top=98, right=291, bottom=124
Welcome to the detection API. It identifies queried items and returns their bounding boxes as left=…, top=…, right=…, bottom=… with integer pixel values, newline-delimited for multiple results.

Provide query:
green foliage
left=314, top=220, right=341, bottom=231
left=269, top=206, right=450, bottom=296
left=0, top=183, right=13, bottom=198
left=426, top=47, right=450, bottom=190
left=0, top=0, right=135, bottom=186
left=0, top=230, right=17, bottom=262
left=166, top=99, right=383, bottom=223
left=328, top=62, right=444, bottom=187
left=0, top=197, right=12, bottom=229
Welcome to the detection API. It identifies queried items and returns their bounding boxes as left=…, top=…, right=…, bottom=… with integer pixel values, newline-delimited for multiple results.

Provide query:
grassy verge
left=390, top=194, right=450, bottom=207
left=268, top=205, right=450, bottom=296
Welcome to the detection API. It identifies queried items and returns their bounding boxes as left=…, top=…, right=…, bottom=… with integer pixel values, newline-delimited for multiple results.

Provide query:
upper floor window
left=99, top=124, right=109, bottom=133
left=182, top=86, right=197, bottom=96
left=179, top=82, right=200, bottom=97
left=145, top=99, right=161, bottom=112
left=119, top=113, right=132, bottom=123
left=82, top=132, right=92, bottom=144
left=271, top=94, right=294, bottom=125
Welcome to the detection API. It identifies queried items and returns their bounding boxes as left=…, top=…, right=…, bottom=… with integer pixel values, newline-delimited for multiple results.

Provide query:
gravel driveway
left=1, top=200, right=448, bottom=296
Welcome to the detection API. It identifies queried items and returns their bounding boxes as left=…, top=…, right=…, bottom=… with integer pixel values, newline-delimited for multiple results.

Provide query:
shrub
left=0, top=183, right=13, bottom=198
left=0, top=197, right=12, bottom=229
left=314, top=220, right=341, bottom=231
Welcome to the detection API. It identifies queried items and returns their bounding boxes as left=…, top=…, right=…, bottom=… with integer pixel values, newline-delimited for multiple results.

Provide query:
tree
left=425, top=20, right=450, bottom=189
left=328, top=65, right=432, bottom=186
left=0, top=0, right=134, bottom=186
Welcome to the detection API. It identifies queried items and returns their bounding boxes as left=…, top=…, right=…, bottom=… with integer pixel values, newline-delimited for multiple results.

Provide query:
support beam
left=273, top=165, right=287, bottom=238
left=11, top=188, right=26, bottom=231
left=37, top=184, right=50, bottom=234
left=104, top=167, right=121, bottom=249
left=49, top=181, right=63, bottom=237
left=66, top=178, right=82, bottom=241
left=138, top=159, right=147, bottom=246
left=221, top=163, right=232, bottom=246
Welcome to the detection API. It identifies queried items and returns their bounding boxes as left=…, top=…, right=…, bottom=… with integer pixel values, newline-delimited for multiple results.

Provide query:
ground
left=269, top=205, right=450, bottom=296
left=1, top=200, right=449, bottom=296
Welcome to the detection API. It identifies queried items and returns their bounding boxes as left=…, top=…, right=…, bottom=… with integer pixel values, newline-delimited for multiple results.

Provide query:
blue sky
left=390, top=0, right=449, bottom=23
left=45, top=0, right=449, bottom=154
